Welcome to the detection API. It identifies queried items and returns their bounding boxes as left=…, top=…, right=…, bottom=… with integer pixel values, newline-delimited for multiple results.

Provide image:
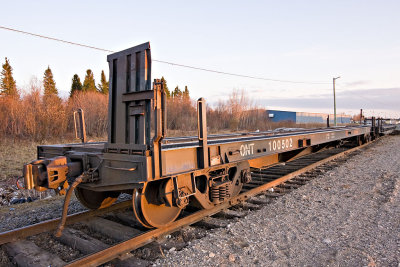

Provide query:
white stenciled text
left=240, top=143, right=255, bottom=156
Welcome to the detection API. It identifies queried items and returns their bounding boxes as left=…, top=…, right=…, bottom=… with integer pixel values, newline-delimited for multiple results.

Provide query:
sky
left=0, top=0, right=399, bottom=118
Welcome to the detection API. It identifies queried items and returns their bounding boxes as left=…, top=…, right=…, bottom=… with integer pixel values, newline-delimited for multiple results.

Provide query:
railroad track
left=0, top=140, right=373, bottom=267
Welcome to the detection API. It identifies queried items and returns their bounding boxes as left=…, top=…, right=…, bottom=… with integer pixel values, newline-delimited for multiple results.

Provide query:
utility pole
left=333, top=76, right=340, bottom=126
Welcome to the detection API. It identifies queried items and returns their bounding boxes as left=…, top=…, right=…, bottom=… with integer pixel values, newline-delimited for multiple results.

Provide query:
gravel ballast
left=156, top=136, right=400, bottom=266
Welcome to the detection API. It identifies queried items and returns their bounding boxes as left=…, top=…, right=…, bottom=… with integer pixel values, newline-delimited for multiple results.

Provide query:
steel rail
left=65, top=141, right=371, bottom=267
left=0, top=200, right=132, bottom=245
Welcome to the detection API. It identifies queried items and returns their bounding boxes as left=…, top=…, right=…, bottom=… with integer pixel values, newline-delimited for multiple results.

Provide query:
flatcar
left=22, top=42, right=386, bottom=230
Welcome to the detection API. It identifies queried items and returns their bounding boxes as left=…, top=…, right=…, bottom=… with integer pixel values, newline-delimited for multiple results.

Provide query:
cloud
left=250, top=88, right=264, bottom=93
left=255, top=87, right=400, bottom=114
left=343, top=80, right=371, bottom=87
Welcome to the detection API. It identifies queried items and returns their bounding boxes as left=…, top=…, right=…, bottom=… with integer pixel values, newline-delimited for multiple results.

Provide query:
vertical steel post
left=73, top=109, right=87, bottom=143
left=333, top=78, right=336, bottom=126
left=197, top=98, right=209, bottom=169
left=372, top=116, right=376, bottom=138
left=152, top=79, right=165, bottom=178
left=333, top=76, right=340, bottom=126
left=360, top=109, right=363, bottom=124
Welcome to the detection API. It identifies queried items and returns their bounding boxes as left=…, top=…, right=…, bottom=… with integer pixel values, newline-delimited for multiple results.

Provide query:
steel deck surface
left=37, top=126, right=370, bottom=152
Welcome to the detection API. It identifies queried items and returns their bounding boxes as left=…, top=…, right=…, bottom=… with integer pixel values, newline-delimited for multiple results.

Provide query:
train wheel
left=75, top=187, right=120, bottom=210
left=133, top=180, right=181, bottom=228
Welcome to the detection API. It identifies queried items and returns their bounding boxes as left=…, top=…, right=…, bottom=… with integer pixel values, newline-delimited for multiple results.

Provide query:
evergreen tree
left=0, top=57, right=18, bottom=97
left=161, top=76, right=170, bottom=97
left=43, top=66, right=58, bottom=96
left=82, top=69, right=97, bottom=92
left=172, top=86, right=182, bottom=98
left=183, top=85, right=189, bottom=98
left=97, top=70, right=109, bottom=94
left=70, top=74, right=82, bottom=97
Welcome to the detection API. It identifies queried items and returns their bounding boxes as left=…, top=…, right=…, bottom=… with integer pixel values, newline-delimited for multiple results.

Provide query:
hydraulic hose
left=55, top=174, right=84, bottom=237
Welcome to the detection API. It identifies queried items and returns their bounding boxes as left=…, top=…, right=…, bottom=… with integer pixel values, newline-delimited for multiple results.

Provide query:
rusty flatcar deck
left=39, top=126, right=368, bottom=151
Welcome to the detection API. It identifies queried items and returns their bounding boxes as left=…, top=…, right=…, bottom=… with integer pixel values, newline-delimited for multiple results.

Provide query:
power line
left=0, top=26, right=114, bottom=53
left=0, top=25, right=331, bottom=85
left=152, top=59, right=330, bottom=84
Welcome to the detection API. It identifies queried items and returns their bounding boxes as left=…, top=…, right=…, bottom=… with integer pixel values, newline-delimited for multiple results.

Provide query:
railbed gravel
left=155, top=135, right=400, bottom=266
left=0, top=195, right=86, bottom=233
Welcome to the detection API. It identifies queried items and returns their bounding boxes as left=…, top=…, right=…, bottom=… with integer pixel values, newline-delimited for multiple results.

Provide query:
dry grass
left=0, top=139, right=39, bottom=182
left=0, top=136, right=107, bottom=183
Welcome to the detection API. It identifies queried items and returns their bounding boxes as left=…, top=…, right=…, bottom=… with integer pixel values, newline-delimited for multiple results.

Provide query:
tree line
left=0, top=58, right=191, bottom=100
left=0, top=58, right=109, bottom=140
left=0, top=57, right=196, bottom=140
left=161, top=76, right=189, bottom=99
left=71, top=70, right=109, bottom=96
left=0, top=57, right=295, bottom=141
left=0, top=57, right=109, bottom=99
